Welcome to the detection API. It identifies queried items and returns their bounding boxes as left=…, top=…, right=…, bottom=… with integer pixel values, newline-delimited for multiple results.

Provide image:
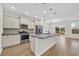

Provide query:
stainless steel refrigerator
left=35, top=25, right=43, bottom=34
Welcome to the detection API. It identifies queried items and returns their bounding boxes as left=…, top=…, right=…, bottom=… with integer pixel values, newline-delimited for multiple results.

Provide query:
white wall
left=65, top=22, right=79, bottom=39
left=42, top=22, right=49, bottom=33
left=52, top=20, right=79, bottom=39
left=48, top=22, right=55, bottom=33
left=0, top=5, right=3, bottom=54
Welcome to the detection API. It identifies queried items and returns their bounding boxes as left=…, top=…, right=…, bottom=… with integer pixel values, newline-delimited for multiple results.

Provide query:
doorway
left=55, top=27, right=65, bottom=35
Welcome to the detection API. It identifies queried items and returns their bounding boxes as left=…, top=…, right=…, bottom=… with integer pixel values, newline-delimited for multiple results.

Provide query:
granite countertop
left=30, top=33, right=58, bottom=39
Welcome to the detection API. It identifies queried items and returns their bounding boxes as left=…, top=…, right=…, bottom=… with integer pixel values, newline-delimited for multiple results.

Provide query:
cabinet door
left=3, top=35, right=20, bottom=48
left=28, top=22, right=34, bottom=29
left=3, top=16, right=19, bottom=28
left=20, top=17, right=28, bottom=25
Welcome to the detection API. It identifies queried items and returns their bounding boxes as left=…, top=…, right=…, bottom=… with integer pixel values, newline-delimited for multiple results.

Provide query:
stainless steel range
left=19, top=30, right=29, bottom=44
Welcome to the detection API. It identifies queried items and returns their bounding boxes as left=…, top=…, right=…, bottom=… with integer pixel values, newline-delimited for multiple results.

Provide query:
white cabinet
left=0, top=5, right=3, bottom=54
left=42, top=22, right=49, bottom=33
left=28, top=21, right=35, bottom=29
left=20, top=17, right=35, bottom=29
left=30, top=35, right=59, bottom=56
left=20, top=17, right=28, bottom=25
left=3, top=35, right=20, bottom=48
left=3, top=16, right=19, bottom=28
left=3, top=16, right=20, bottom=48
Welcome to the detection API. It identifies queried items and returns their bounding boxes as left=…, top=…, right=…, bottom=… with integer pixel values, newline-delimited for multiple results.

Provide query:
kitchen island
left=29, top=33, right=59, bottom=56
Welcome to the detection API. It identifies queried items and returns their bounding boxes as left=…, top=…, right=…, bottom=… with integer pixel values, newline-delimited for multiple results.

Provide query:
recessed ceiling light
left=71, top=23, right=75, bottom=28
left=11, top=6, right=15, bottom=10
left=25, top=12, right=29, bottom=15
left=35, top=15, right=38, bottom=18
left=44, top=10, right=46, bottom=14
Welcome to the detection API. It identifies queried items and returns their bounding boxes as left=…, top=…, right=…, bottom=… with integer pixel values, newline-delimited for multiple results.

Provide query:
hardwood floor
left=1, top=35, right=79, bottom=56
left=1, top=43, right=35, bottom=56
left=42, top=36, right=79, bottom=56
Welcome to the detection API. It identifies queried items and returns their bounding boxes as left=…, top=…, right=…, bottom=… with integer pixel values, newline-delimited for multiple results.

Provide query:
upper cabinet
left=20, top=17, right=28, bottom=25
left=3, top=16, right=20, bottom=28
left=20, top=17, right=35, bottom=29
left=0, top=5, right=3, bottom=34
left=28, top=21, right=35, bottom=29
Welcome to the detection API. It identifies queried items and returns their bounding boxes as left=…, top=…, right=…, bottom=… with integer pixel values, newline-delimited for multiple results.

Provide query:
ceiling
left=1, top=3, right=79, bottom=21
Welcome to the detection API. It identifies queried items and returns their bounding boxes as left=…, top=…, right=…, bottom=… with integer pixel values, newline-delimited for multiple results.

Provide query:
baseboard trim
left=65, top=37, right=79, bottom=40
left=3, top=43, right=23, bottom=49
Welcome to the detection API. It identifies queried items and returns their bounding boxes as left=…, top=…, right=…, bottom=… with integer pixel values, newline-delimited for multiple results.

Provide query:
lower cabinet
left=2, top=35, right=20, bottom=48
left=0, top=34, right=2, bottom=54
left=30, top=35, right=59, bottom=56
